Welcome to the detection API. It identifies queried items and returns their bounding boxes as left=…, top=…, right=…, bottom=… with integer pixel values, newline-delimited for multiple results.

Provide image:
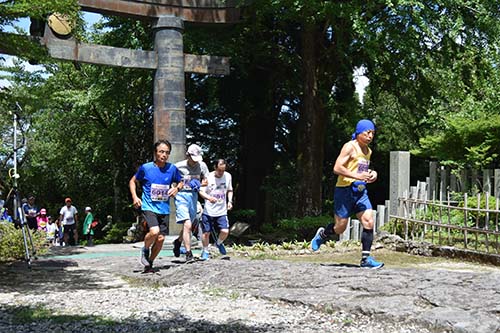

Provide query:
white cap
left=187, top=144, right=203, bottom=162
left=85, top=206, right=91, bottom=211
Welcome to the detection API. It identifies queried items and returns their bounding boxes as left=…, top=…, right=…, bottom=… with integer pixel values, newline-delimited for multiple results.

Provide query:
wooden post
left=429, top=161, right=438, bottom=200
left=459, top=169, right=468, bottom=193
left=450, top=173, right=458, bottom=193
left=440, top=166, right=448, bottom=202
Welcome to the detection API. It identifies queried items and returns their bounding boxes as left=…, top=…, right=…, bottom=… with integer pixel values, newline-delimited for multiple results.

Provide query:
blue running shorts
left=334, top=186, right=372, bottom=218
left=201, top=214, right=229, bottom=233
left=175, top=191, right=198, bottom=223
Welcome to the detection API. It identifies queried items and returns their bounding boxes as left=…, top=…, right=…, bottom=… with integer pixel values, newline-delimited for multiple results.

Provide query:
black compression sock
left=361, top=228, right=374, bottom=259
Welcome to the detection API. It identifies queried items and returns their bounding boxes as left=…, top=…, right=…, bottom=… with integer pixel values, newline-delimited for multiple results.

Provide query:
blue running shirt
left=135, top=162, right=182, bottom=215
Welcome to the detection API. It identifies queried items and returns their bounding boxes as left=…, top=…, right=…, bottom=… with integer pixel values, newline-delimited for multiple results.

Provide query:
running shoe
left=311, top=227, right=325, bottom=252
left=173, top=238, right=181, bottom=257
left=140, top=246, right=150, bottom=266
left=143, top=265, right=154, bottom=273
left=200, top=250, right=210, bottom=261
left=185, top=250, right=195, bottom=263
left=216, top=242, right=227, bottom=255
left=360, top=256, right=384, bottom=269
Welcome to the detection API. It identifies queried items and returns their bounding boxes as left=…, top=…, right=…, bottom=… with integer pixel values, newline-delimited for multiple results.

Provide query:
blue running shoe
left=200, top=250, right=210, bottom=261
left=216, top=242, right=227, bottom=255
left=360, top=256, right=384, bottom=269
left=140, top=247, right=150, bottom=267
left=311, top=227, right=325, bottom=252
left=180, top=246, right=187, bottom=255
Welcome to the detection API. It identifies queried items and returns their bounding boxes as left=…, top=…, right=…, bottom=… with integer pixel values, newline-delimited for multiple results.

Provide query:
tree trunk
left=238, top=67, right=279, bottom=226
left=296, top=23, right=327, bottom=217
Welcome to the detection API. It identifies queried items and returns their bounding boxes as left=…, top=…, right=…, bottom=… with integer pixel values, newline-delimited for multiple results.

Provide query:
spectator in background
left=37, top=208, right=49, bottom=231
left=59, top=197, right=78, bottom=246
left=23, top=195, right=39, bottom=230
left=46, top=216, right=57, bottom=245
left=55, top=218, right=63, bottom=246
left=0, top=200, right=13, bottom=223
left=82, top=206, right=94, bottom=247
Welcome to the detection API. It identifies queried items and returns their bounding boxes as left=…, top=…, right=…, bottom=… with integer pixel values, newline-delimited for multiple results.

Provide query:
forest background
left=1, top=0, right=499, bottom=239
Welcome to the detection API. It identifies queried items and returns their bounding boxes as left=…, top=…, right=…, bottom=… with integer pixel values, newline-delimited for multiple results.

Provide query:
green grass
left=12, top=305, right=118, bottom=326
left=231, top=242, right=500, bottom=272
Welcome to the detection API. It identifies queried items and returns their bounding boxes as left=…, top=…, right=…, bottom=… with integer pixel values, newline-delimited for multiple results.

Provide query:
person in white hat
left=172, top=144, right=211, bottom=263
left=83, top=206, right=94, bottom=246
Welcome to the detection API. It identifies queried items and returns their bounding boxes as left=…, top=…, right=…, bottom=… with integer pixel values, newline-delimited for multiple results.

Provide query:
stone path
left=1, top=241, right=499, bottom=332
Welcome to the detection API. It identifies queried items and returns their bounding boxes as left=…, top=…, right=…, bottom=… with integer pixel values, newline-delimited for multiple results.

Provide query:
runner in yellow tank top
left=310, top=119, right=384, bottom=269
left=335, top=141, right=372, bottom=187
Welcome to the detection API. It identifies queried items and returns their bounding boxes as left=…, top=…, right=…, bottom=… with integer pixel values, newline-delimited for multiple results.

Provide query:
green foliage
left=100, top=222, right=130, bottom=244
left=416, top=115, right=500, bottom=169
left=0, top=0, right=80, bottom=25
left=0, top=223, right=46, bottom=261
left=261, top=165, right=299, bottom=220
left=229, top=209, right=256, bottom=223
left=454, top=195, right=500, bottom=230
left=273, top=215, right=331, bottom=241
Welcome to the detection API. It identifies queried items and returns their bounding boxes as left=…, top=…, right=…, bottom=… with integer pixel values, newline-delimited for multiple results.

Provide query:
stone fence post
left=389, top=151, right=410, bottom=217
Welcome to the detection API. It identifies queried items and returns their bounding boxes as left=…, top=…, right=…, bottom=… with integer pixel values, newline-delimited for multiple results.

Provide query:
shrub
left=100, top=223, right=130, bottom=244
left=228, top=209, right=256, bottom=224
left=275, top=215, right=332, bottom=241
left=0, top=223, right=47, bottom=262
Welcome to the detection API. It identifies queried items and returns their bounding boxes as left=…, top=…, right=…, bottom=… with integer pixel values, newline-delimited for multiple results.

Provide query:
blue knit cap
left=351, top=119, right=375, bottom=140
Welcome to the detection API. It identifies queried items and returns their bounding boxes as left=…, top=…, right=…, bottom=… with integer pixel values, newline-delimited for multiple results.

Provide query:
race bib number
left=151, top=183, right=170, bottom=201
left=212, top=190, right=226, bottom=203
left=357, top=158, right=370, bottom=173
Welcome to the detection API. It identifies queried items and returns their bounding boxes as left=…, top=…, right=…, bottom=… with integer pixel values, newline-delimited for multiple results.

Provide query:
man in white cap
left=173, top=144, right=211, bottom=263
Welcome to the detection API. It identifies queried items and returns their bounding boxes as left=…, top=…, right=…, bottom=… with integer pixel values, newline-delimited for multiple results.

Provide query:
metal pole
left=12, top=110, right=18, bottom=221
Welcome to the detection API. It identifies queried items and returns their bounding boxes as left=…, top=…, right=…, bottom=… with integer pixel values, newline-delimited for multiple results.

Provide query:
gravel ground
left=0, top=278, right=429, bottom=333
left=0, top=258, right=432, bottom=333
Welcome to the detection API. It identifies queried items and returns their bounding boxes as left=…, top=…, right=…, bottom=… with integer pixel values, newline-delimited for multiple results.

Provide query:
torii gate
left=1, top=0, right=242, bottom=233
left=4, top=0, right=241, bottom=164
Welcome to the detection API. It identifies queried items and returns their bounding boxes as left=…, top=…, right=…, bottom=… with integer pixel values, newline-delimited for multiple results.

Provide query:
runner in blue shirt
left=129, top=139, right=183, bottom=271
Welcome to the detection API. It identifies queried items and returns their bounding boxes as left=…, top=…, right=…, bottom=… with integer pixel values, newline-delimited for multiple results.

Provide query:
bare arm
left=129, top=175, right=142, bottom=209
left=333, top=142, right=372, bottom=182
left=199, top=184, right=217, bottom=203
left=227, top=190, right=234, bottom=210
